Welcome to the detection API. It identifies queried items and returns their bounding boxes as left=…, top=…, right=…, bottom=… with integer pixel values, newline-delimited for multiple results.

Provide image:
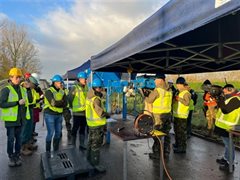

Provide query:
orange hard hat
left=9, top=68, right=23, bottom=77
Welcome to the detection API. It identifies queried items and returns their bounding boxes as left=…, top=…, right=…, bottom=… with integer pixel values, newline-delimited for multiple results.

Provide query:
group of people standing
left=1, top=67, right=239, bottom=174
left=0, top=68, right=43, bottom=167
left=143, top=73, right=240, bottom=172
left=0, top=68, right=108, bottom=172
left=143, top=73, right=193, bottom=160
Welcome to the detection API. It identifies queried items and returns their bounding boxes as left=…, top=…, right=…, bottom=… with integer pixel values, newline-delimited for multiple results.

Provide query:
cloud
left=33, top=0, right=169, bottom=80
left=0, top=12, right=8, bottom=21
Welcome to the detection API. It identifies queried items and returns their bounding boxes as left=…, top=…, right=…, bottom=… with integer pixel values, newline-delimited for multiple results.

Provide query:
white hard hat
left=31, top=73, right=40, bottom=81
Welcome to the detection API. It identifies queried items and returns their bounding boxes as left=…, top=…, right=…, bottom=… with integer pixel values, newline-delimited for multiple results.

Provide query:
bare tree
left=0, top=20, right=41, bottom=79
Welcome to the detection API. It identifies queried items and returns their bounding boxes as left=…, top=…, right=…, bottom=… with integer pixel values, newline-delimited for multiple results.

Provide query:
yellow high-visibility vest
left=1, top=85, right=30, bottom=121
left=72, top=85, right=87, bottom=112
left=29, top=88, right=37, bottom=106
left=152, top=88, right=172, bottom=114
left=86, top=96, right=106, bottom=127
left=173, top=90, right=190, bottom=119
left=44, top=87, right=64, bottom=113
left=215, top=96, right=240, bottom=130
left=34, top=90, right=41, bottom=108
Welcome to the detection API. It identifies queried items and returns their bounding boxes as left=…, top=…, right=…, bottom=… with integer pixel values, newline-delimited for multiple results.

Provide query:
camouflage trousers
left=87, top=125, right=105, bottom=165
left=174, top=117, right=187, bottom=151
left=206, top=106, right=216, bottom=130
left=152, top=113, right=172, bottom=154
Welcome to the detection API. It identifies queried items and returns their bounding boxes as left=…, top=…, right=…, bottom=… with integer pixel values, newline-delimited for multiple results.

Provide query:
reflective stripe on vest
left=86, top=96, right=106, bottom=127
left=44, top=87, right=64, bottom=113
left=173, top=90, right=190, bottom=119
left=1, top=85, right=30, bottom=121
left=152, top=88, right=172, bottom=114
left=215, top=96, right=240, bottom=130
left=72, top=85, right=87, bottom=112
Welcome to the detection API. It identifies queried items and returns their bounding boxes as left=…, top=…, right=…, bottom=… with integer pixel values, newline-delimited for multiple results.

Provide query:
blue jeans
left=221, top=136, right=235, bottom=162
left=21, top=108, right=33, bottom=145
left=6, top=126, right=22, bottom=158
left=44, top=113, right=63, bottom=142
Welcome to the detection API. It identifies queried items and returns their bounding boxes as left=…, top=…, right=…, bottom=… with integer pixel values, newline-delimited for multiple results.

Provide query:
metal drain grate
left=58, top=152, right=68, bottom=159
left=41, top=148, right=95, bottom=179
left=62, top=160, right=73, bottom=169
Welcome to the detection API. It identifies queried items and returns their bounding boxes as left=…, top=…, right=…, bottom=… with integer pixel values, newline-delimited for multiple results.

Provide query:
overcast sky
left=0, top=0, right=169, bottom=80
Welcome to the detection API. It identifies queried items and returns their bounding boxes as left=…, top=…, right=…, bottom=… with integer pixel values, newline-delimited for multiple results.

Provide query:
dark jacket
left=44, top=85, right=68, bottom=115
left=0, top=82, right=33, bottom=127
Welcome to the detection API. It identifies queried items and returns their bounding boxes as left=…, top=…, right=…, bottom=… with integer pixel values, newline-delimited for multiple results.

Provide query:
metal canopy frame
left=91, top=0, right=240, bottom=74
left=107, top=41, right=240, bottom=74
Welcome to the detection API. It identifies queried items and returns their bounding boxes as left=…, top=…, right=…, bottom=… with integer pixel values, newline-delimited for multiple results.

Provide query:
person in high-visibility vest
left=31, top=73, right=44, bottom=137
left=68, top=71, right=88, bottom=149
left=0, top=68, right=33, bottom=167
left=172, top=77, right=191, bottom=153
left=20, top=75, right=39, bottom=156
left=144, top=73, right=173, bottom=159
left=44, top=74, right=68, bottom=155
left=215, top=84, right=240, bottom=171
left=202, top=79, right=217, bottom=137
left=86, top=78, right=109, bottom=173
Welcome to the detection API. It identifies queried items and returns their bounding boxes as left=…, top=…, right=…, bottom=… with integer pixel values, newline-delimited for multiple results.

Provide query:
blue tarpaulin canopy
left=91, top=0, right=240, bottom=74
left=63, top=60, right=122, bottom=86
left=63, top=60, right=90, bottom=80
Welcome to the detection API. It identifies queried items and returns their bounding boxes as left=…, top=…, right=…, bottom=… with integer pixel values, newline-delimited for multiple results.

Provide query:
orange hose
left=156, top=136, right=172, bottom=180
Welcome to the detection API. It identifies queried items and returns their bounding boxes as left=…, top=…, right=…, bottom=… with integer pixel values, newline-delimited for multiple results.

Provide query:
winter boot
left=14, top=154, right=22, bottom=166
left=26, top=143, right=38, bottom=151
left=219, top=162, right=235, bottom=171
left=32, top=132, right=38, bottom=136
left=53, top=138, right=60, bottom=151
left=91, top=150, right=106, bottom=173
left=207, top=129, right=213, bottom=137
left=149, top=152, right=160, bottom=160
left=66, top=123, right=72, bottom=138
left=79, top=135, right=86, bottom=150
left=216, top=157, right=227, bottom=165
left=70, top=136, right=76, bottom=146
left=8, top=157, right=16, bottom=167
left=173, top=147, right=186, bottom=154
left=46, top=141, right=51, bottom=158
left=67, top=130, right=72, bottom=139
left=21, top=144, right=33, bottom=156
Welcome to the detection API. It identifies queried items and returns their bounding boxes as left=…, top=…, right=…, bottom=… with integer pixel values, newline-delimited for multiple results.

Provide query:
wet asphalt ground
left=0, top=114, right=239, bottom=180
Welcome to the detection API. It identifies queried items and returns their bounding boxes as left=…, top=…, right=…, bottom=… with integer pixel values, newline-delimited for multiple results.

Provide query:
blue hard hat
left=176, top=77, right=187, bottom=85
left=77, top=71, right=87, bottom=79
left=51, top=74, right=63, bottom=82
left=92, top=78, right=103, bottom=88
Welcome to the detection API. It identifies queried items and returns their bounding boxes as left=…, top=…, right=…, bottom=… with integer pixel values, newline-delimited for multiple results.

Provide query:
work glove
left=19, top=99, right=26, bottom=105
